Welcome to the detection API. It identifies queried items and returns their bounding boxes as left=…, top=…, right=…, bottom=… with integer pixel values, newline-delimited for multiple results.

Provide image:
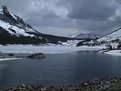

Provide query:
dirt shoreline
left=3, top=77, right=121, bottom=91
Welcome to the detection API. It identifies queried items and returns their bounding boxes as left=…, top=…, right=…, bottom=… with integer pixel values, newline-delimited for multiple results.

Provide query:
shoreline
left=99, top=49, right=121, bottom=56
left=3, top=77, right=121, bottom=91
left=0, top=45, right=105, bottom=54
left=0, top=44, right=121, bottom=56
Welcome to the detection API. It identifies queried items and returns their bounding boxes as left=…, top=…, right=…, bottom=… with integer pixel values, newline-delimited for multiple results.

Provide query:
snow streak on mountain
left=0, top=6, right=79, bottom=44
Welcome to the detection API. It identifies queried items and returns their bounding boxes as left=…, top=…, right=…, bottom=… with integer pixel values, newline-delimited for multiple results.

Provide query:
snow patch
left=104, top=50, right=121, bottom=56
left=25, top=27, right=36, bottom=33
left=0, top=58, right=22, bottom=61
left=11, top=13, right=17, bottom=20
left=61, top=40, right=80, bottom=46
left=0, top=20, right=34, bottom=37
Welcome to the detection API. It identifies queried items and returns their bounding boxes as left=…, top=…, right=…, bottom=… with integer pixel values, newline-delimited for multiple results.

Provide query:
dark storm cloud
left=116, top=0, right=121, bottom=4
left=59, top=0, right=121, bottom=33
left=67, top=0, right=117, bottom=21
left=2, top=0, right=121, bottom=36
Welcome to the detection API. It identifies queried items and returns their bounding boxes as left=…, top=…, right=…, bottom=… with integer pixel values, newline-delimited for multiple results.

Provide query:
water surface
left=0, top=52, right=121, bottom=90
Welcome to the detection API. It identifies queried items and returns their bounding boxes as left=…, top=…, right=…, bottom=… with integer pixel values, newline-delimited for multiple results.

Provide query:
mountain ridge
left=98, top=28, right=121, bottom=42
left=74, top=33, right=101, bottom=39
left=0, top=6, right=80, bottom=44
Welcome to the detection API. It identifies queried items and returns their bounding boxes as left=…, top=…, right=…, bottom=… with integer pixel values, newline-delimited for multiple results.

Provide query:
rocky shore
left=3, top=77, right=121, bottom=91
left=0, top=53, right=46, bottom=60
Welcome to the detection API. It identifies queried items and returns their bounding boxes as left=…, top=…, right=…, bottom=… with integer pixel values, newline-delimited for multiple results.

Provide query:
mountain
left=98, top=28, right=121, bottom=42
left=74, top=33, right=101, bottom=39
left=0, top=6, right=38, bottom=36
left=0, top=6, right=79, bottom=44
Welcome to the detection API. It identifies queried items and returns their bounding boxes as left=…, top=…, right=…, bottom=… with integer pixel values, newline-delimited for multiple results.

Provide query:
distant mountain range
left=76, top=28, right=121, bottom=47
left=74, top=33, right=102, bottom=39
left=75, top=28, right=121, bottom=43
left=0, top=6, right=79, bottom=44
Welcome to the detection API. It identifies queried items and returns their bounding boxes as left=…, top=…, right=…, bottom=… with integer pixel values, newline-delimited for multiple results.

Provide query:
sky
left=1, top=0, right=121, bottom=37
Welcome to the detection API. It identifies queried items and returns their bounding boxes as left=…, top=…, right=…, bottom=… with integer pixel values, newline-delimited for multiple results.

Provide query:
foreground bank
left=4, top=77, right=121, bottom=91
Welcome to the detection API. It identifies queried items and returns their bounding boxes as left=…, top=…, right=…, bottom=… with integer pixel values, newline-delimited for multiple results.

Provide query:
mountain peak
left=74, top=33, right=101, bottom=39
left=0, top=6, right=10, bottom=15
left=1, top=6, right=8, bottom=12
left=0, top=6, right=38, bottom=37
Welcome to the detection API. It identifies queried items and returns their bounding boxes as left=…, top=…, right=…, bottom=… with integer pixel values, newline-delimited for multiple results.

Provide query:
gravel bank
left=3, top=77, right=121, bottom=91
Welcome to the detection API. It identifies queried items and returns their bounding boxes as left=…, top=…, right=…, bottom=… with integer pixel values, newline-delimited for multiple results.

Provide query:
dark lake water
left=0, top=51, right=121, bottom=90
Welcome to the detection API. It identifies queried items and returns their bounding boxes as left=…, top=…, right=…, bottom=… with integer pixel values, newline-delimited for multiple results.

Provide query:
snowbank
left=0, top=45, right=104, bottom=54
left=0, top=58, right=22, bottom=61
left=104, top=50, right=121, bottom=56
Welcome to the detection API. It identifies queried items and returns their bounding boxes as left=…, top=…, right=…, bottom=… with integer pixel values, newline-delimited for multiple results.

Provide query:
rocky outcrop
left=26, top=53, right=45, bottom=59
left=8, top=53, right=14, bottom=56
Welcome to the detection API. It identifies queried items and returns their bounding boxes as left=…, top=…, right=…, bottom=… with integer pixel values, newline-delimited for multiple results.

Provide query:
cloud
left=2, top=0, right=121, bottom=36
left=0, top=0, right=6, bottom=6
left=69, top=0, right=116, bottom=21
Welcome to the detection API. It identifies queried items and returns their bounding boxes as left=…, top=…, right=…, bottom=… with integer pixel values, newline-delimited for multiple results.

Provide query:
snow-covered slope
left=0, top=20, right=34, bottom=37
left=98, top=28, right=121, bottom=42
left=0, top=6, right=37, bottom=37
left=0, top=6, right=80, bottom=44
left=75, top=33, right=101, bottom=39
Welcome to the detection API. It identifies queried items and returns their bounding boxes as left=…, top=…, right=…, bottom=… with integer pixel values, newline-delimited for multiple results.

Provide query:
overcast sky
left=1, top=0, right=121, bottom=37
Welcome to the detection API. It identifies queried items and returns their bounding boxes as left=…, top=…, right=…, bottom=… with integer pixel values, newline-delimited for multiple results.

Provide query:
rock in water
left=8, top=53, right=14, bottom=56
left=27, top=53, right=45, bottom=59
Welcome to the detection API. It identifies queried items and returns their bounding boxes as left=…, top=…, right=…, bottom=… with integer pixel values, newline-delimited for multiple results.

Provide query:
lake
left=0, top=51, right=121, bottom=90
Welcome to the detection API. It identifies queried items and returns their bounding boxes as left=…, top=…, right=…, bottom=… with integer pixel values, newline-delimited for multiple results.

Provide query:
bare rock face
left=27, top=53, right=45, bottom=59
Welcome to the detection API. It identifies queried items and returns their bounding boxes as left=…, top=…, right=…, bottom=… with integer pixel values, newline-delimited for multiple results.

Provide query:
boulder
left=27, top=53, right=45, bottom=59
left=8, top=53, right=14, bottom=56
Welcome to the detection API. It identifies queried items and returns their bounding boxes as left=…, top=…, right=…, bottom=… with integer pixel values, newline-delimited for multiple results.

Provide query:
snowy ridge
left=75, top=33, right=101, bottom=39
left=98, top=28, right=121, bottom=42
left=0, top=6, right=37, bottom=37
